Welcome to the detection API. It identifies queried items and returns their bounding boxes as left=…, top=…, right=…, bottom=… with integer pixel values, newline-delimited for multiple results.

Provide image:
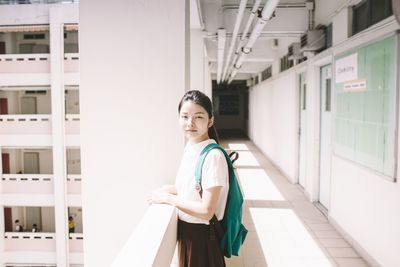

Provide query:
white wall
left=249, top=70, right=298, bottom=181
left=0, top=90, right=51, bottom=114
left=0, top=32, right=15, bottom=54
left=41, top=207, right=56, bottom=232
left=11, top=207, right=24, bottom=230
left=3, top=149, right=22, bottom=174
left=65, top=90, right=79, bottom=114
left=0, top=91, right=19, bottom=114
left=67, top=149, right=80, bottom=175
left=79, top=1, right=186, bottom=266
left=3, top=149, right=53, bottom=174
left=34, top=91, right=52, bottom=114
left=0, top=3, right=78, bottom=26
left=314, top=0, right=356, bottom=26
left=247, top=11, right=400, bottom=267
left=23, top=149, right=52, bottom=174
left=37, top=149, right=53, bottom=174
left=190, top=29, right=205, bottom=92
left=330, top=156, right=400, bottom=267
left=10, top=206, right=55, bottom=232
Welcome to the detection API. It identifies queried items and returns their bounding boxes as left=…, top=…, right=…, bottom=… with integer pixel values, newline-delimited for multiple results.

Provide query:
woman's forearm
left=167, top=194, right=214, bottom=221
left=162, top=184, right=177, bottom=195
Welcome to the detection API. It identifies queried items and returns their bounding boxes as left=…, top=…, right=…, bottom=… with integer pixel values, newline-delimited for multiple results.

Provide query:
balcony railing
left=0, top=114, right=51, bottom=122
left=65, top=114, right=80, bottom=121
left=1, top=174, right=81, bottom=194
left=67, top=174, right=81, bottom=194
left=0, top=114, right=80, bottom=135
left=0, top=115, right=51, bottom=134
left=4, top=232, right=56, bottom=251
left=69, top=233, right=83, bottom=253
left=112, top=204, right=177, bottom=267
left=0, top=0, right=79, bottom=4
left=0, top=54, right=50, bottom=73
left=65, top=114, right=80, bottom=135
left=1, top=174, right=53, bottom=194
left=64, top=53, right=79, bottom=73
left=0, top=53, right=79, bottom=74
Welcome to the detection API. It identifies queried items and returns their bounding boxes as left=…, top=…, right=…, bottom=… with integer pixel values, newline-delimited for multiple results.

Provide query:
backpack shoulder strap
left=195, top=143, right=232, bottom=187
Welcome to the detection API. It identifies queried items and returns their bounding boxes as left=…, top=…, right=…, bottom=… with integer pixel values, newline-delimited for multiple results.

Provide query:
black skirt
left=178, top=219, right=226, bottom=267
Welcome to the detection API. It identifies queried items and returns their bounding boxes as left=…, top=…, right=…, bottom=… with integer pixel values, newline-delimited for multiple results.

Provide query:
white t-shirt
left=175, top=139, right=229, bottom=224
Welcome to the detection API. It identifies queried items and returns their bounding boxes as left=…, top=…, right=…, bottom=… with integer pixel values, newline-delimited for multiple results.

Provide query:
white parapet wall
left=0, top=3, right=78, bottom=26
left=112, top=205, right=177, bottom=267
left=79, top=0, right=187, bottom=266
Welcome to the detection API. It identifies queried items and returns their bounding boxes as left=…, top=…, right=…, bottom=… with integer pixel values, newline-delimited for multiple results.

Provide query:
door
left=4, top=207, right=12, bottom=232
left=26, top=207, right=41, bottom=231
left=298, top=72, right=307, bottom=188
left=21, top=97, right=37, bottom=114
left=0, top=98, right=8, bottom=114
left=319, top=64, right=333, bottom=209
left=24, top=152, right=39, bottom=174
left=2, top=153, right=10, bottom=174
left=0, top=42, right=5, bottom=54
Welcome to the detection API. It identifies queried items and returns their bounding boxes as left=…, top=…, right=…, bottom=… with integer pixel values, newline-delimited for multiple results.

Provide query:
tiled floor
left=222, top=139, right=371, bottom=267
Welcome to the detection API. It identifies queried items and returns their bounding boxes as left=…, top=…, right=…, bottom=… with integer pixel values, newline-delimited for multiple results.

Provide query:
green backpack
left=195, top=143, right=248, bottom=258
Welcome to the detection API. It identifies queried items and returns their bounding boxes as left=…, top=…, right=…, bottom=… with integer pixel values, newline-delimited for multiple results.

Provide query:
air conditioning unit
left=300, top=30, right=325, bottom=52
left=288, top=42, right=302, bottom=60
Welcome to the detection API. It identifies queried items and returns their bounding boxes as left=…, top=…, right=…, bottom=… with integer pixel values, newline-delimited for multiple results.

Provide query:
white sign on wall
left=335, top=53, right=358, bottom=83
left=344, top=79, right=367, bottom=92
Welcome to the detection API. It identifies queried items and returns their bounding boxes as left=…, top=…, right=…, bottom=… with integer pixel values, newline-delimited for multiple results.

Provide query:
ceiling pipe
left=222, top=3, right=307, bottom=11
left=227, top=0, right=279, bottom=84
left=220, top=0, right=248, bottom=83
left=226, top=0, right=263, bottom=81
left=195, top=0, right=206, bottom=30
left=217, top=28, right=226, bottom=84
left=227, top=68, right=239, bottom=84
left=306, top=1, right=315, bottom=30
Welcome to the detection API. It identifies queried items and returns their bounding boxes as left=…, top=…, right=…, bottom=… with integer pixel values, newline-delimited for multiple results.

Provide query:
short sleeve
left=202, top=149, right=229, bottom=190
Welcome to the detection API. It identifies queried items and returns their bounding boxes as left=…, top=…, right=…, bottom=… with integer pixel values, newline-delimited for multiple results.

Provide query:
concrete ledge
left=112, top=204, right=177, bottom=267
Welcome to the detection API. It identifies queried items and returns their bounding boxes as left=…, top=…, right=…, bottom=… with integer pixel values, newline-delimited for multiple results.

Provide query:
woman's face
left=179, top=101, right=213, bottom=144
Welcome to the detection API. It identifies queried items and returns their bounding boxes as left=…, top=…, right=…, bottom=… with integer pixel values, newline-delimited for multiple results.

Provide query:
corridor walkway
left=221, top=139, right=371, bottom=267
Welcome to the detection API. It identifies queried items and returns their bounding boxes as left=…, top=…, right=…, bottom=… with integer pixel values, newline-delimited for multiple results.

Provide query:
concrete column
left=190, top=29, right=205, bottom=92
left=305, top=62, right=319, bottom=202
left=185, top=0, right=191, bottom=91
left=80, top=1, right=187, bottom=266
left=49, top=6, right=69, bottom=267
left=203, top=46, right=212, bottom=98
left=0, top=147, right=4, bottom=267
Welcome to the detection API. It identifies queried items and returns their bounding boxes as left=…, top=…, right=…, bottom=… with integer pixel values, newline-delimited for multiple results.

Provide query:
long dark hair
left=178, top=90, right=220, bottom=144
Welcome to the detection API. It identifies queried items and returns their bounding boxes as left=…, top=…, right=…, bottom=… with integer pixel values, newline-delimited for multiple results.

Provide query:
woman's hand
left=148, top=188, right=175, bottom=205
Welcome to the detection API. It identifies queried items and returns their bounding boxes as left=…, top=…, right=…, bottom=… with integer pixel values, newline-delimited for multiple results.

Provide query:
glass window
left=353, top=0, right=393, bottom=35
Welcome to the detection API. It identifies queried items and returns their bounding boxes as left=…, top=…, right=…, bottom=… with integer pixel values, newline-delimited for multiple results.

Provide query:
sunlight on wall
left=227, top=143, right=249, bottom=150
left=250, top=208, right=335, bottom=267
left=236, top=169, right=285, bottom=201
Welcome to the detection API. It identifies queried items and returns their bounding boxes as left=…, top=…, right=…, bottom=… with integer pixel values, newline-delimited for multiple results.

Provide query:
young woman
left=150, top=90, right=229, bottom=267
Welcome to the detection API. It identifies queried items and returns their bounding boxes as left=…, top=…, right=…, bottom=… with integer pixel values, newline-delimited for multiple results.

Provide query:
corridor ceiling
left=194, top=0, right=311, bottom=82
